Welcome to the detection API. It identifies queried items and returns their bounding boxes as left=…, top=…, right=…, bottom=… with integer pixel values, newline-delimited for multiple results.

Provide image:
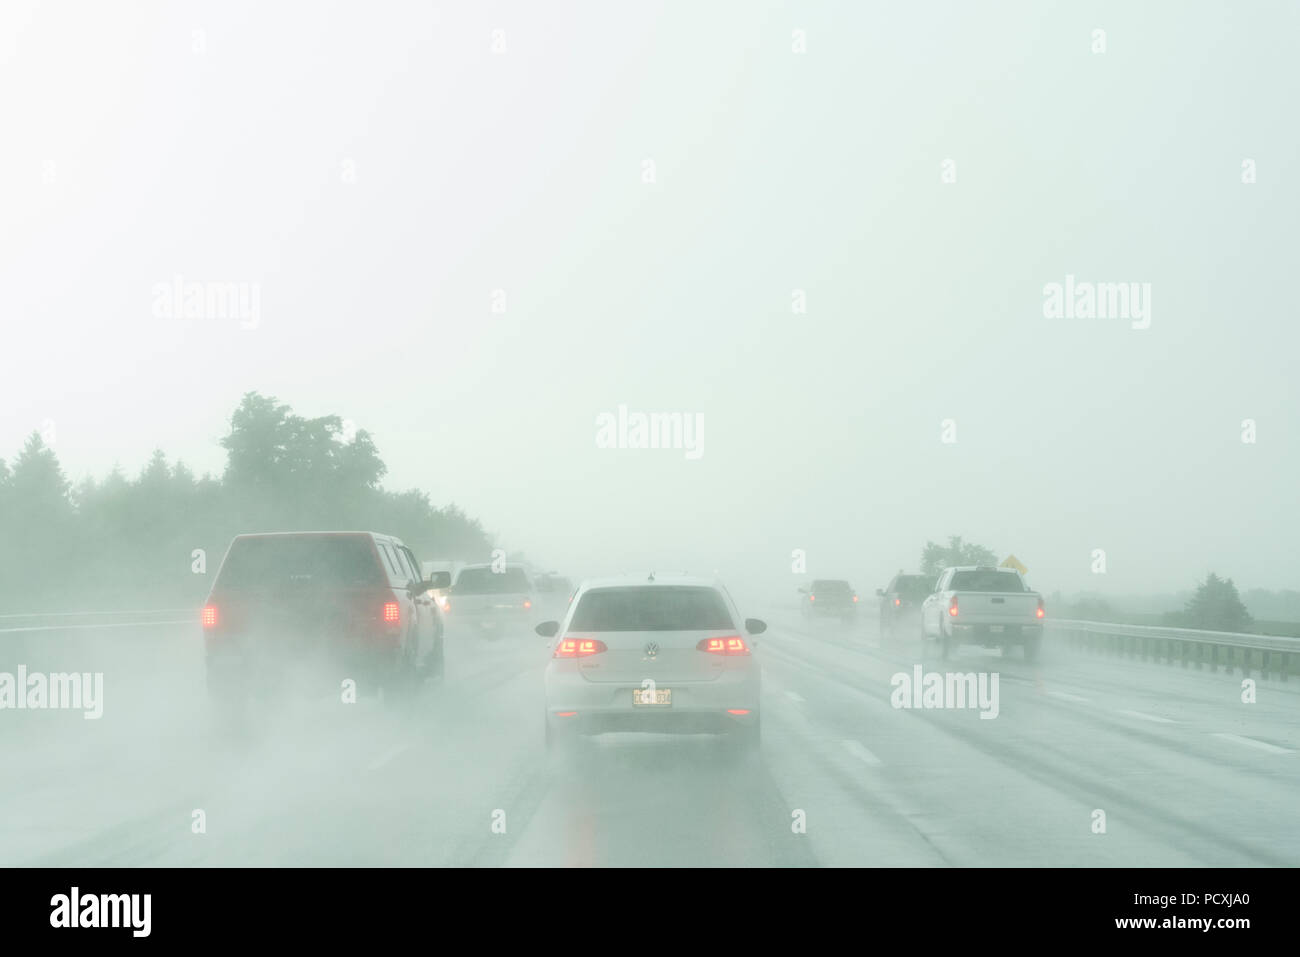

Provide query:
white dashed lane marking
left=1046, top=690, right=1090, bottom=703
left=843, top=740, right=884, bottom=767
left=367, top=744, right=411, bottom=772
left=1210, top=733, right=1294, bottom=755
left=1117, top=709, right=1177, bottom=724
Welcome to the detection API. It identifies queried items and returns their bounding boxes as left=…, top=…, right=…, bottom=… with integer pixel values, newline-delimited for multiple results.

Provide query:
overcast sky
left=2, top=0, right=1296, bottom=594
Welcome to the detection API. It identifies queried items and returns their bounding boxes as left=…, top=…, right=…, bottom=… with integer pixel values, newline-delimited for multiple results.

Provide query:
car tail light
left=383, top=601, right=401, bottom=623
left=809, top=594, right=815, bottom=602
left=1036, top=599, right=1045, bottom=620
left=726, top=709, right=750, bottom=715
left=554, top=637, right=607, bottom=658
left=948, top=595, right=959, bottom=617
left=894, top=598, right=901, bottom=607
left=201, top=604, right=218, bottom=628
left=852, top=594, right=858, bottom=603
left=698, top=635, right=750, bottom=656
left=555, top=711, right=578, bottom=717
left=523, top=599, right=532, bottom=610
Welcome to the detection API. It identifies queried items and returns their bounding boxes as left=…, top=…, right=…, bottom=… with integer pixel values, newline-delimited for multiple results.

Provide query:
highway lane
left=2, top=606, right=1297, bottom=866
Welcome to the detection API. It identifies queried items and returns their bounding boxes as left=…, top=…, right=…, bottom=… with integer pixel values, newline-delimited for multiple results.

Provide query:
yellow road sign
left=1000, top=554, right=1028, bottom=576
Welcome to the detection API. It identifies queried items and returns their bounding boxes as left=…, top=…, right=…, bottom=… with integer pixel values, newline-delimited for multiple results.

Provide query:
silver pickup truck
left=445, top=562, right=536, bottom=636
left=920, top=566, right=1044, bottom=661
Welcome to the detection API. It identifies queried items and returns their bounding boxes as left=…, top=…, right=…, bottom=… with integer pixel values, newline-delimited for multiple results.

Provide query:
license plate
left=632, top=688, right=672, bottom=707
left=990, top=625, right=1005, bottom=633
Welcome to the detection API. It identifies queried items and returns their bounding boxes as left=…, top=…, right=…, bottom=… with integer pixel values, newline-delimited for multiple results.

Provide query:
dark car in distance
left=799, top=579, right=859, bottom=622
left=877, top=572, right=934, bottom=641
left=201, top=531, right=450, bottom=705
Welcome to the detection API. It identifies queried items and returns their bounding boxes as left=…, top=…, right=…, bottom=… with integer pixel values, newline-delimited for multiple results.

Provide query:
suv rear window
left=949, top=570, right=1024, bottom=592
left=811, top=580, right=851, bottom=594
left=894, top=576, right=933, bottom=599
left=569, top=586, right=734, bottom=632
left=453, top=566, right=531, bottom=594
left=215, top=536, right=384, bottom=588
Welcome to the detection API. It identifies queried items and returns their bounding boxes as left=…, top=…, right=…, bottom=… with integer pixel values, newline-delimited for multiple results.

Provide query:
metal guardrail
left=1047, top=618, right=1300, bottom=680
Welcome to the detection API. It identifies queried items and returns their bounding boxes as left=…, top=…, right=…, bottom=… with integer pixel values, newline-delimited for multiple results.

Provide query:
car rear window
left=812, top=580, right=851, bottom=594
left=569, top=586, right=735, bottom=632
left=453, top=566, right=531, bottom=594
left=215, top=536, right=384, bottom=588
left=948, top=570, right=1025, bottom=592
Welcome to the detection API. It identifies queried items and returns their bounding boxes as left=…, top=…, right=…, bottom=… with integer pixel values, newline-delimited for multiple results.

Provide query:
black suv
left=202, top=531, right=450, bottom=705
left=799, top=579, right=860, bottom=621
left=877, top=572, right=934, bottom=641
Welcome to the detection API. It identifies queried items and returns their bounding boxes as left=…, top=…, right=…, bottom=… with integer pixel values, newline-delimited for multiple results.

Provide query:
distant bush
left=1162, top=573, right=1254, bottom=633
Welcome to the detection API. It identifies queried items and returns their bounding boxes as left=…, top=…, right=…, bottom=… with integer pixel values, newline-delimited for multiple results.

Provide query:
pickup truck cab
left=920, top=566, right=1044, bottom=661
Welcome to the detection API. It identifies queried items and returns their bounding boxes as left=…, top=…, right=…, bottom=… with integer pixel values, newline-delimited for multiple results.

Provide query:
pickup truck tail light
left=1036, top=598, right=1045, bottom=620
left=948, top=595, right=959, bottom=617
left=383, top=601, right=401, bottom=624
left=201, top=604, right=218, bottom=629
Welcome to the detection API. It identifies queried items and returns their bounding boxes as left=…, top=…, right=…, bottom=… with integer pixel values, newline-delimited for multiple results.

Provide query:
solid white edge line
left=0, top=620, right=192, bottom=634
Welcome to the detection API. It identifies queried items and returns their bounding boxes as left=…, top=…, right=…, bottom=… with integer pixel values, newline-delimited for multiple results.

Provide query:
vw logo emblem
left=643, top=642, right=659, bottom=659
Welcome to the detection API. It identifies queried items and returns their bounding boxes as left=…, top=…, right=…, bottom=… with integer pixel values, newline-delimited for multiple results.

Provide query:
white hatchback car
left=537, top=575, right=765, bottom=751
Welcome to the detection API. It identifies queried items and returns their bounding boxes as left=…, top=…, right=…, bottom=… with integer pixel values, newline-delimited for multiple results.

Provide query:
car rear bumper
left=204, top=636, right=400, bottom=693
left=553, top=709, right=757, bottom=735
left=544, top=667, right=759, bottom=728
left=806, top=604, right=858, bottom=616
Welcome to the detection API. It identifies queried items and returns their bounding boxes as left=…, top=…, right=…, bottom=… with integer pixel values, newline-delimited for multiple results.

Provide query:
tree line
left=0, top=393, right=496, bottom=612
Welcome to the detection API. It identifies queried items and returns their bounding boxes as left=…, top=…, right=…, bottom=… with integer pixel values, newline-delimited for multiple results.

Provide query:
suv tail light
left=554, top=637, right=607, bottom=658
left=948, top=595, right=959, bottom=617
left=1036, top=598, right=1045, bottom=620
left=698, top=635, right=750, bottom=656
left=523, top=599, right=532, bottom=610
left=201, top=604, right=218, bottom=628
left=809, top=594, right=815, bottom=602
left=894, top=598, right=901, bottom=607
left=383, top=601, right=401, bottom=624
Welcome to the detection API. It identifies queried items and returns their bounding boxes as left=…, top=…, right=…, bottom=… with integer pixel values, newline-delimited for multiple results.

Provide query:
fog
left=1, top=1, right=1298, bottom=872
left=3, top=0, right=1297, bottom=594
